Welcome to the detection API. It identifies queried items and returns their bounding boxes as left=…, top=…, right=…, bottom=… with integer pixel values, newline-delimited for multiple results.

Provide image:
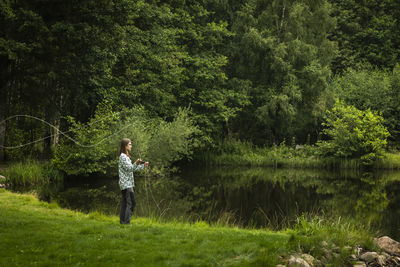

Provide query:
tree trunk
left=0, top=56, right=9, bottom=162
left=0, top=108, right=5, bottom=162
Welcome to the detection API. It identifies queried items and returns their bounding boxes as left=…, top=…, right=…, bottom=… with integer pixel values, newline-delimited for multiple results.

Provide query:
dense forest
left=1, top=0, right=400, bottom=165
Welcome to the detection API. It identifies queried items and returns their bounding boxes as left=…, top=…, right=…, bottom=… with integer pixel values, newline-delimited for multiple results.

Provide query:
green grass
left=374, top=152, right=400, bottom=169
left=198, top=139, right=400, bottom=170
left=1, top=160, right=63, bottom=186
left=0, top=189, right=374, bottom=266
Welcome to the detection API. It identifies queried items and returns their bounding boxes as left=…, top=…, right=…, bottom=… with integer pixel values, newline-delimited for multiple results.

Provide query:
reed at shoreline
left=0, top=160, right=63, bottom=186
left=196, top=140, right=400, bottom=170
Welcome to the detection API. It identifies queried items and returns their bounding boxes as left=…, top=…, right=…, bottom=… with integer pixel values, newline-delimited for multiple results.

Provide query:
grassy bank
left=198, top=140, right=400, bottom=169
left=0, top=189, right=374, bottom=266
left=1, top=160, right=63, bottom=186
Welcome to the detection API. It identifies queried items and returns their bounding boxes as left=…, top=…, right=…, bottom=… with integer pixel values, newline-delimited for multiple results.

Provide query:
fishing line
left=144, top=173, right=161, bottom=212
left=1, top=113, right=163, bottom=212
left=0, top=112, right=126, bottom=149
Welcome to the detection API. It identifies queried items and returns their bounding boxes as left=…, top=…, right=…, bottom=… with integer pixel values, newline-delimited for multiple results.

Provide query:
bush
left=52, top=103, right=199, bottom=176
left=52, top=102, right=120, bottom=176
left=317, top=100, right=390, bottom=165
left=328, top=66, right=400, bottom=147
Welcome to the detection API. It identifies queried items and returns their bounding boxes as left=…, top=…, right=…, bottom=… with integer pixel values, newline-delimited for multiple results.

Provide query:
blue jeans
left=120, top=188, right=136, bottom=224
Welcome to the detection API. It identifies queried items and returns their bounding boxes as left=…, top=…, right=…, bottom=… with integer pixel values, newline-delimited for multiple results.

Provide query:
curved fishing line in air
left=0, top=113, right=133, bottom=149
left=1, top=114, right=162, bottom=211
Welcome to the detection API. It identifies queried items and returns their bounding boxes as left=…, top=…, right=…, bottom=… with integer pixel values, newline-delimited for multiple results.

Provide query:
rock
left=354, top=245, right=363, bottom=256
left=322, top=248, right=332, bottom=261
left=288, top=256, right=311, bottom=267
left=313, top=259, right=323, bottom=267
left=377, top=255, right=386, bottom=266
left=301, top=254, right=315, bottom=266
left=276, top=265, right=286, bottom=267
left=360, top=252, right=379, bottom=263
left=353, top=262, right=366, bottom=267
left=391, top=256, right=400, bottom=265
left=0, top=175, right=5, bottom=187
left=321, top=241, right=328, bottom=247
left=374, top=236, right=400, bottom=256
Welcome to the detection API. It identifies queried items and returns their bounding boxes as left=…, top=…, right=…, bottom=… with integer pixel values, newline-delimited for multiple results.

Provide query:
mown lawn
left=0, top=189, right=374, bottom=266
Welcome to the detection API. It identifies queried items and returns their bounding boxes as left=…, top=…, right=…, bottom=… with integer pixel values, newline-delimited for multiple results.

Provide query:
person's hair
left=119, top=138, right=131, bottom=156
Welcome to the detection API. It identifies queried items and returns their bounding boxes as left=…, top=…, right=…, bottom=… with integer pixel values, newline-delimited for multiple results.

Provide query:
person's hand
left=144, top=162, right=149, bottom=168
left=135, top=158, right=142, bottom=165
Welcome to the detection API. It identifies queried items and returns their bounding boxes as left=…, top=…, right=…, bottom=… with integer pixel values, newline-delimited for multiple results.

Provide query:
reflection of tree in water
left=184, top=167, right=400, bottom=239
left=383, top=176, right=400, bottom=240
left=356, top=174, right=389, bottom=223
left=316, top=172, right=389, bottom=227
left=23, top=167, right=399, bottom=239
left=186, top=168, right=330, bottom=229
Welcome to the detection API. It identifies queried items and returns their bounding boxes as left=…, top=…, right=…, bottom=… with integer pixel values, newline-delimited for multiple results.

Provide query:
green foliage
left=106, top=1, right=247, bottom=145
left=330, top=68, right=391, bottom=112
left=226, top=0, right=336, bottom=144
left=52, top=102, right=120, bottom=176
left=330, top=0, right=400, bottom=73
left=145, top=110, right=200, bottom=171
left=2, top=160, right=63, bottom=186
left=1, top=0, right=249, bottom=158
left=2, top=121, right=43, bottom=161
left=375, top=152, right=400, bottom=169
left=52, top=103, right=199, bottom=176
left=2, top=0, right=400, bottom=162
left=328, top=66, right=400, bottom=145
left=317, top=100, right=390, bottom=165
left=198, top=139, right=324, bottom=168
left=114, top=106, right=200, bottom=175
left=0, top=0, right=137, bottom=160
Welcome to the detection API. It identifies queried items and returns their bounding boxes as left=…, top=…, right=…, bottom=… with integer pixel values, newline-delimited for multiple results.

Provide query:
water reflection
left=181, top=167, right=400, bottom=239
left=6, top=167, right=400, bottom=239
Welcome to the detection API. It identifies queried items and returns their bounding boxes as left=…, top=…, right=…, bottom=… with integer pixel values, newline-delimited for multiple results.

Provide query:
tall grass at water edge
left=198, top=139, right=400, bottom=169
left=0, top=160, right=63, bottom=186
left=374, top=152, right=400, bottom=169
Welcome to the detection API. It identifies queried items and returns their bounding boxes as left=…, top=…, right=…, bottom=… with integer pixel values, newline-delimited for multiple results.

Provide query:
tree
left=225, top=0, right=337, bottom=145
left=329, top=0, right=400, bottom=73
left=317, top=100, right=389, bottom=165
left=0, top=0, right=132, bottom=160
left=328, top=65, right=400, bottom=146
left=107, top=1, right=249, bottom=146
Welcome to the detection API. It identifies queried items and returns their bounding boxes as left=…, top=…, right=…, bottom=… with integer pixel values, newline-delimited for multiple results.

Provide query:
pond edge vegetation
left=196, top=139, right=400, bottom=170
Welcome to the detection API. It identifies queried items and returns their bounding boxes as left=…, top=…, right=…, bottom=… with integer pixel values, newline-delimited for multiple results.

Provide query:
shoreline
left=0, top=189, right=380, bottom=266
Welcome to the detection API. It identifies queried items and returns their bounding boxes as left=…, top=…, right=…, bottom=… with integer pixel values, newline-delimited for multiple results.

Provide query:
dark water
left=180, top=167, right=400, bottom=239
left=8, top=167, right=400, bottom=239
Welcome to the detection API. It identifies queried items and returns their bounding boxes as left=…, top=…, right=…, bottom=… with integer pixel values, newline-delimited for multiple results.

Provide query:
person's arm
left=133, top=158, right=145, bottom=172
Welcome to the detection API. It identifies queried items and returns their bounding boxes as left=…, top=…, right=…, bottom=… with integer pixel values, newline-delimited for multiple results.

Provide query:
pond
left=7, top=166, right=400, bottom=240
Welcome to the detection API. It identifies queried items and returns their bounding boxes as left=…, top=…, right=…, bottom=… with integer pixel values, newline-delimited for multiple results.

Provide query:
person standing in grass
left=119, top=138, right=148, bottom=225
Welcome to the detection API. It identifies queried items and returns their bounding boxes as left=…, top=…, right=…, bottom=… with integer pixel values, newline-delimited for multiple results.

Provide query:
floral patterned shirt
left=118, top=153, right=144, bottom=190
